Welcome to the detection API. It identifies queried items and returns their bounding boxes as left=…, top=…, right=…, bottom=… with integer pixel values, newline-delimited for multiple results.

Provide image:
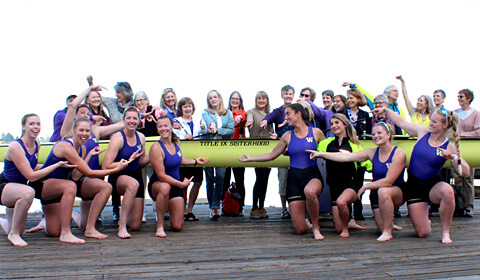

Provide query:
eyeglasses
left=135, top=98, right=147, bottom=103
left=300, top=93, right=310, bottom=98
left=374, top=102, right=386, bottom=106
left=230, top=97, right=240, bottom=101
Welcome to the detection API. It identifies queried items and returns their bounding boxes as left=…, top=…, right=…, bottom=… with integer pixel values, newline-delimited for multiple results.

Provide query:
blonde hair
left=415, top=95, right=435, bottom=116
left=436, top=109, right=461, bottom=159
left=206, top=90, right=228, bottom=116
left=373, top=122, right=394, bottom=142
left=330, top=113, right=360, bottom=145
left=296, top=100, right=314, bottom=124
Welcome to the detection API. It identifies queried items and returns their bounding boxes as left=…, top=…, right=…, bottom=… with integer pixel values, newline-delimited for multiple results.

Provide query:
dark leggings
left=252, top=168, right=271, bottom=209
left=223, top=167, right=245, bottom=208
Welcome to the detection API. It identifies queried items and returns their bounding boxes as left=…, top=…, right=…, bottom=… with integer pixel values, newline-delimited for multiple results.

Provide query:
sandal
left=185, top=213, right=199, bottom=221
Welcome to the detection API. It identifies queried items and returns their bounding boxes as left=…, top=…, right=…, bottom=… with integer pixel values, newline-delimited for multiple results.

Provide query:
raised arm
left=96, top=121, right=125, bottom=139
left=396, top=75, right=414, bottom=116
left=374, top=107, right=426, bottom=137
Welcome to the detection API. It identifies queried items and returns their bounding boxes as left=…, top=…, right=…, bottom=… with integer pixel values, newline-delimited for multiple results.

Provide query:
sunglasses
left=300, top=93, right=310, bottom=98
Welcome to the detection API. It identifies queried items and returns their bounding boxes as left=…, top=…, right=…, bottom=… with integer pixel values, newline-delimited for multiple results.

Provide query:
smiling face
left=429, top=112, right=448, bottom=134
left=256, top=95, right=268, bottom=110
left=230, top=92, right=241, bottom=109
left=457, top=93, right=469, bottom=107
left=347, top=93, right=359, bottom=109
left=22, top=115, right=41, bottom=138
left=322, top=94, right=332, bottom=108
left=387, top=86, right=399, bottom=102
left=282, top=89, right=294, bottom=105
left=116, top=91, right=127, bottom=103
left=135, top=97, right=149, bottom=112
left=300, top=89, right=313, bottom=101
left=123, top=111, right=140, bottom=131
left=333, top=96, right=346, bottom=111
left=329, top=117, right=347, bottom=137
left=76, top=107, right=90, bottom=118
left=284, top=107, right=299, bottom=126
left=433, top=92, right=445, bottom=107
left=416, top=96, right=427, bottom=111
left=156, top=117, right=172, bottom=139
left=74, top=120, right=91, bottom=145
left=208, top=91, right=220, bottom=109
left=181, top=103, right=194, bottom=117
left=372, top=124, right=391, bottom=146
left=86, top=91, right=102, bottom=108
left=164, top=92, right=176, bottom=108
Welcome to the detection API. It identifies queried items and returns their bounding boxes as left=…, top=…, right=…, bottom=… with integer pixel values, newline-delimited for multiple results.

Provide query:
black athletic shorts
left=108, top=169, right=145, bottom=199
left=179, top=167, right=203, bottom=183
left=404, top=170, right=445, bottom=205
left=28, top=176, right=63, bottom=205
left=147, top=176, right=184, bottom=201
left=286, top=166, right=323, bottom=203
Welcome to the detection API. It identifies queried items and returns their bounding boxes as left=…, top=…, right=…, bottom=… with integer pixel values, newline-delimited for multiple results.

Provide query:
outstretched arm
left=308, top=148, right=372, bottom=163
left=238, top=132, right=289, bottom=162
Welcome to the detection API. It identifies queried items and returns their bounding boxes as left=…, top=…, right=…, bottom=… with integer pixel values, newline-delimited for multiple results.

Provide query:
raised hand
left=237, top=154, right=251, bottom=162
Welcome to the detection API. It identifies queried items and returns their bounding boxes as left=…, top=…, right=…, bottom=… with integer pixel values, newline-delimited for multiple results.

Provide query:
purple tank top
left=114, top=131, right=142, bottom=171
left=409, top=132, right=448, bottom=179
left=3, top=139, right=39, bottom=184
left=43, top=140, right=81, bottom=179
left=372, top=146, right=405, bottom=186
left=152, top=141, right=182, bottom=181
left=288, top=126, right=317, bottom=169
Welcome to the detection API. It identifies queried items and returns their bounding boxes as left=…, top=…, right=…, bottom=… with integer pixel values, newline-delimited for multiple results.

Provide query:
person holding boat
left=373, top=106, right=470, bottom=243
left=239, top=102, right=326, bottom=240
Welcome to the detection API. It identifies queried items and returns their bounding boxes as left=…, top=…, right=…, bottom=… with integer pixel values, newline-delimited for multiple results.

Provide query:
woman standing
left=373, top=106, right=470, bottom=243
left=202, top=90, right=234, bottom=220
left=314, top=114, right=370, bottom=238
left=239, top=103, right=326, bottom=240
left=309, top=122, right=406, bottom=241
left=173, top=97, right=207, bottom=221
left=397, top=75, right=435, bottom=128
left=0, top=114, right=73, bottom=246
left=103, top=107, right=150, bottom=238
left=245, top=91, right=274, bottom=218
left=223, top=91, right=246, bottom=215
left=149, top=116, right=208, bottom=237
left=333, top=95, right=348, bottom=113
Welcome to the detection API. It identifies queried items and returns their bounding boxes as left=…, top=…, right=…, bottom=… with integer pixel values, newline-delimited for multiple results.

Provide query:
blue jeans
left=204, top=167, right=226, bottom=209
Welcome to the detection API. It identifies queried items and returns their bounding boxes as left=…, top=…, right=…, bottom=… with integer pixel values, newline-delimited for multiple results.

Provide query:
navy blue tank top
left=3, top=139, right=39, bottom=184
left=372, top=146, right=405, bottom=186
left=152, top=141, right=182, bottom=181
left=288, top=126, right=317, bottom=169
left=409, top=132, right=448, bottom=179
left=43, top=140, right=81, bottom=179
left=84, top=132, right=100, bottom=170
left=114, top=131, right=142, bottom=171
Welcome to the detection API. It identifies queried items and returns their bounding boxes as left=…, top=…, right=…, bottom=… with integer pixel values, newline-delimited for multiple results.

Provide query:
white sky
left=1, top=0, right=479, bottom=138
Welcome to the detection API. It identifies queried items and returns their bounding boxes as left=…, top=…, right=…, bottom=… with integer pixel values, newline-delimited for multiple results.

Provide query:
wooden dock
left=1, top=201, right=480, bottom=280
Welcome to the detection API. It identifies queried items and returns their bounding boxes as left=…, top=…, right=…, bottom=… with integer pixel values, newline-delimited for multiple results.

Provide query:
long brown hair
left=330, top=113, right=360, bottom=145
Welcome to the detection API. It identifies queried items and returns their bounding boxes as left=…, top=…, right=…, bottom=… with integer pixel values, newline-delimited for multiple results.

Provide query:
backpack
left=222, top=182, right=241, bottom=216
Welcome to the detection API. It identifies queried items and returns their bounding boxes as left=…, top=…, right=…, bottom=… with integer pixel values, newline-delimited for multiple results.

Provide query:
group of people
left=0, top=76, right=477, bottom=246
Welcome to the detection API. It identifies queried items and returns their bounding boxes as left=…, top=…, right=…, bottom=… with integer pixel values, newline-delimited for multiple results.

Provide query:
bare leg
left=430, top=182, right=455, bottom=244
left=304, top=179, right=324, bottom=240
left=407, top=202, right=431, bottom=239
left=169, top=197, right=185, bottom=232
left=335, top=189, right=357, bottom=238
left=25, top=218, right=45, bottom=233
left=187, top=181, right=202, bottom=214
left=377, top=186, right=403, bottom=242
left=153, top=182, right=170, bottom=238
left=80, top=178, right=111, bottom=239
left=116, top=175, right=140, bottom=239
left=42, top=179, right=85, bottom=244
left=1, top=183, right=35, bottom=246
left=289, top=200, right=308, bottom=235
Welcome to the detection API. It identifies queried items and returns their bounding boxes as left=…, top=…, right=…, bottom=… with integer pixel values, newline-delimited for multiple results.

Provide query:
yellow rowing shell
left=1, top=137, right=479, bottom=168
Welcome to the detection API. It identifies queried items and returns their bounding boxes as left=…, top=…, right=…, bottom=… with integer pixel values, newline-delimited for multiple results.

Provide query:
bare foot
left=442, top=233, right=452, bottom=244
left=71, top=212, right=82, bottom=229
left=156, top=227, right=166, bottom=238
left=118, top=228, right=131, bottom=239
left=8, top=233, right=28, bottom=246
left=59, top=232, right=86, bottom=244
left=84, top=229, right=108, bottom=239
left=392, top=224, right=402, bottom=231
left=377, top=232, right=393, bottom=242
left=339, top=229, right=350, bottom=238
left=305, top=219, right=313, bottom=230
left=348, top=219, right=366, bottom=230
left=0, top=218, right=9, bottom=234
left=26, top=219, right=46, bottom=233
left=313, top=228, right=324, bottom=240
